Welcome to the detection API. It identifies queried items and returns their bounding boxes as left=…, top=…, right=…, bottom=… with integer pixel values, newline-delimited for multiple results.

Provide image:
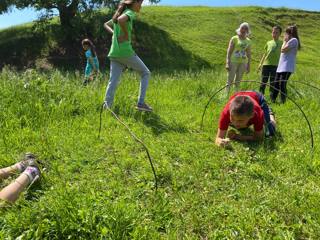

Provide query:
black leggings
left=270, top=72, right=291, bottom=103
left=259, top=65, right=277, bottom=95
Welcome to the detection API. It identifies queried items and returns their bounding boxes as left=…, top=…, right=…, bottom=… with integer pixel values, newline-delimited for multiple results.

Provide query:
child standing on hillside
left=103, top=0, right=152, bottom=112
left=0, top=153, right=40, bottom=206
left=82, top=39, right=99, bottom=85
left=258, top=26, right=282, bottom=96
left=271, top=25, right=301, bottom=103
left=215, top=91, right=276, bottom=147
left=226, top=22, right=252, bottom=93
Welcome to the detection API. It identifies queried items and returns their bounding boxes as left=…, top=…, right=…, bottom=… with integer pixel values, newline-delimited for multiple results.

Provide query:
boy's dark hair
left=273, top=25, right=282, bottom=34
left=230, top=95, right=254, bottom=117
left=286, top=25, right=301, bottom=50
left=82, top=38, right=97, bottom=57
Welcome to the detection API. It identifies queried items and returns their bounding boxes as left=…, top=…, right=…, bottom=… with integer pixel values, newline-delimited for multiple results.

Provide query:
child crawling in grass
left=215, top=91, right=276, bottom=147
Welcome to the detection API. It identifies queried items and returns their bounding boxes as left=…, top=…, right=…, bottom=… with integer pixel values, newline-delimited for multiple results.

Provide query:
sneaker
left=23, top=165, right=41, bottom=184
left=14, top=152, right=37, bottom=172
left=136, top=103, right=153, bottom=112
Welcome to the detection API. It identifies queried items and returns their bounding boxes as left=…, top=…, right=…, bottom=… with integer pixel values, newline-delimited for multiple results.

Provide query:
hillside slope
left=0, top=6, right=319, bottom=71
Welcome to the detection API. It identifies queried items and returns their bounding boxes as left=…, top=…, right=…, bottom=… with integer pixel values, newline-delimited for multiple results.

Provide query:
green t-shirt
left=230, top=35, right=251, bottom=64
left=108, top=9, right=136, bottom=58
left=263, top=39, right=283, bottom=66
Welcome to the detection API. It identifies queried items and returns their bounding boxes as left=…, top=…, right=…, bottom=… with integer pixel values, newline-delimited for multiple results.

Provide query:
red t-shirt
left=219, top=91, right=264, bottom=131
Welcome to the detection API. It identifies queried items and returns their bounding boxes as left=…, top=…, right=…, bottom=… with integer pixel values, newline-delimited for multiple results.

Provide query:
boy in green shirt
left=258, top=26, right=283, bottom=95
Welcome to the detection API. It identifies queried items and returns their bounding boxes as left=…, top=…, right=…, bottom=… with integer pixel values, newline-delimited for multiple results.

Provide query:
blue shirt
left=85, top=49, right=99, bottom=68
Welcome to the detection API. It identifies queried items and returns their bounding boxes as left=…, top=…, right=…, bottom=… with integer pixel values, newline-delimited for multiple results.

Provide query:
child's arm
left=257, top=53, right=266, bottom=72
left=104, top=20, right=114, bottom=34
left=215, top=129, right=231, bottom=147
left=229, top=130, right=264, bottom=142
left=117, top=14, right=129, bottom=42
left=226, top=38, right=235, bottom=71
left=281, top=41, right=290, bottom=53
left=281, top=38, right=297, bottom=53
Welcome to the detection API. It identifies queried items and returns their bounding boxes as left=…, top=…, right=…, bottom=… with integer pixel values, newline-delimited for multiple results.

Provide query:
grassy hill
left=0, top=6, right=320, bottom=71
left=0, top=6, right=320, bottom=239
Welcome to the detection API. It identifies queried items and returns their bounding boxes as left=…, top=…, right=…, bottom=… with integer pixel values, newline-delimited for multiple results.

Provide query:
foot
left=83, top=79, right=89, bottom=86
left=23, top=165, right=41, bottom=183
left=136, top=102, right=153, bottom=112
left=14, top=153, right=37, bottom=172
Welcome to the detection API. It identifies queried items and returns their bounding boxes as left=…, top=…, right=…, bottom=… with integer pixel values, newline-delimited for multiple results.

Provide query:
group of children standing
left=0, top=1, right=304, bottom=205
left=218, top=22, right=301, bottom=147
left=81, top=0, right=301, bottom=148
left=226, top=22, right=301, bottom=103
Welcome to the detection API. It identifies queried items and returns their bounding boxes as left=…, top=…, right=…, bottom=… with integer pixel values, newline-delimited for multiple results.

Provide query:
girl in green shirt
left=104, top=0, right=152, bottom=112
left=226, top=22, right=252, bottom=93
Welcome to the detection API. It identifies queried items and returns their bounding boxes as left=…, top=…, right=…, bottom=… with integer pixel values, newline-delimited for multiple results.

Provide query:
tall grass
left=0, top=66, right=319, bottom=238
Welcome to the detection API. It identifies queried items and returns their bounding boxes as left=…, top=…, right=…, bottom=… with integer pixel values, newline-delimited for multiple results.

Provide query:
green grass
left=1, top=6, right=320, bottom=71
left=0, top=5, right=320, bottom=239
left=0, top=66, right=319, bottom=238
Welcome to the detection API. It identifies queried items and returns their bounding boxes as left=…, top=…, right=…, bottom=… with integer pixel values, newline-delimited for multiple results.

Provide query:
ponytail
left=112, top=0, right=140, bottom=23
left=112, top=2, right=127, bottom=23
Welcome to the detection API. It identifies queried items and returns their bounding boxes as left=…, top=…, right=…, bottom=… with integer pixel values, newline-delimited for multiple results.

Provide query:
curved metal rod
left=200, top=80, right=315, bottom=151
left=99, top=103, right=158, bottom=191
left=98, top=103, right=104, bottom=139
left=259, top=77, right=320, bottom=94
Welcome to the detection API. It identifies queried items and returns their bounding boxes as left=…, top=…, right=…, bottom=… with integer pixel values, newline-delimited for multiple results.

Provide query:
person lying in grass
left=0, top=153, right=41, bottom=206
left=215, top=91, right=276, bottom=147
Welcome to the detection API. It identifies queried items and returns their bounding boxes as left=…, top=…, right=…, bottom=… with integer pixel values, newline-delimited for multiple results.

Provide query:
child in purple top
left=271, top=25, right=301, bottom=103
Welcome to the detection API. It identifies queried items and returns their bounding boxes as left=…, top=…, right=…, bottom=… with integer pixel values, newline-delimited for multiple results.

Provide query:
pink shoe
left=23, top=166, right=41, bottom=184
left=14, top=153, right=37, bottom=172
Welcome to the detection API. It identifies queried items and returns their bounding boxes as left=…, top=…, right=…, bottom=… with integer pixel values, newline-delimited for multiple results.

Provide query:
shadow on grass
left=133, top=111, right=189, bottom=136
left=100, top=104, right=189, bottom=136
left=236, top=128, right=285, bottom=151
left=0, top=12, right=212, bottom=73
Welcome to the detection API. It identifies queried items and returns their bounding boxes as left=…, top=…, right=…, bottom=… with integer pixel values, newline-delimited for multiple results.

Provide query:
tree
left=0, top=0, right=161, bottom=28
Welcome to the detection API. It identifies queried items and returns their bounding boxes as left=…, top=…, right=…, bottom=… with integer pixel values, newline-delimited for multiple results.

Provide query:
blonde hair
left=236, top=22, right=251, bottom=37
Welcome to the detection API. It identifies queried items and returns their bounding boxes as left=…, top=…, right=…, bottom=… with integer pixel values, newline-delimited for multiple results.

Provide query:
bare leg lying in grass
left=0, top=153, right=40, bottom=204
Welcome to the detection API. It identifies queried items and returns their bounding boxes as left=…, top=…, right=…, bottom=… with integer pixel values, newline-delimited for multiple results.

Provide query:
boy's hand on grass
left=216, top=138, right=231, bottom=147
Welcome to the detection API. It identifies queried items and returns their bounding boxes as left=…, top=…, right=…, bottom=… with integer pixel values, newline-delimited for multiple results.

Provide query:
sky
left=1, top=0, right=320, bottom=29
